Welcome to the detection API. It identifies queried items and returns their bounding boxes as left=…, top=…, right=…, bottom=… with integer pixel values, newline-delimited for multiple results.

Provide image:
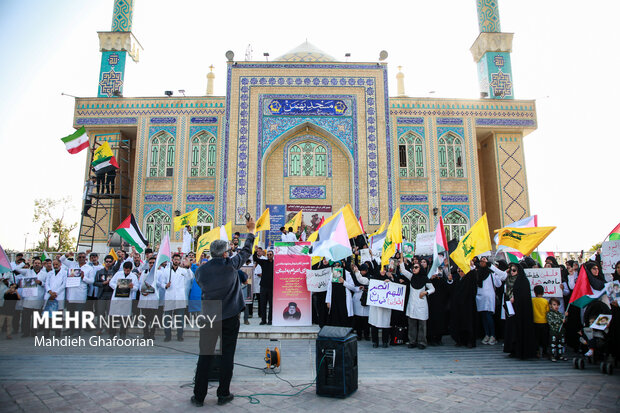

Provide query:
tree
left=589, top=242, right=603, bottom=253
left=33, top=197, right=77, bottom=251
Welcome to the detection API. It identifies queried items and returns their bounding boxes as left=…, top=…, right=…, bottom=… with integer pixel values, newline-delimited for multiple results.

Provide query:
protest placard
left=366, top=279, right=406, bottom=311
left=359, top=248, right=372, bottom=264
left=402, top=242, right=415, bottom=258
left=415, top=231, right=434, bottom=255
left=273, top=242, right=312, bottom=326
left=66, top=269, right=82, bottom=288
left=19, top=276, right=38, bottom=297
left=524, top=268, right=562, bottom=297
left=602, top=240, right=620, bottom=275
left=305, top=268, right=331, bottom=292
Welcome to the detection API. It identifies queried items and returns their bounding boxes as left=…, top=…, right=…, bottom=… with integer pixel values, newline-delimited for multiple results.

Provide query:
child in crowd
left=1, top=284, right=20, bottom=339
left=531, top=285, right=549, bottom=358
left=546, top=297, right=567, bottom=362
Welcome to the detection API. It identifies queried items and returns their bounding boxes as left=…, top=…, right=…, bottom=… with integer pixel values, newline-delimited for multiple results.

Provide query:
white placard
left=305, top=268, right=332, bottom=292
left=66, top=269, right=82, bottom=288
left=415, top=231, right=435, bottom=255
left=359, top=248, right=372, bottom=264
left=366, top=279, right=406, bottom=311
left=524, top=268, right=562, bottom=297
left=602, top=240, right=620, bottom=275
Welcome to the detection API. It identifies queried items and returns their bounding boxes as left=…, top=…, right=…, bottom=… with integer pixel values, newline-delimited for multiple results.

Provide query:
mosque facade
left=74, top=0, right=537, bottom=251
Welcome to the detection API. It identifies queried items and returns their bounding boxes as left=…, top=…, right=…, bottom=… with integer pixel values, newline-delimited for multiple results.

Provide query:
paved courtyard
left=1, top=329, right=619, bottom=413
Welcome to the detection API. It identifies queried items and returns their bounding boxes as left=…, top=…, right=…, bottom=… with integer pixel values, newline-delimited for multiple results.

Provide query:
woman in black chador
left=502, top=262, right=537, bottom=359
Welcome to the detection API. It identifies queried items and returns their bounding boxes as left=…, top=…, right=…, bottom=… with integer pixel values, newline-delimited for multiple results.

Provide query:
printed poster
left=524, top=268, right=562, bottom=297
left=273, top=242, right=312, bottom=326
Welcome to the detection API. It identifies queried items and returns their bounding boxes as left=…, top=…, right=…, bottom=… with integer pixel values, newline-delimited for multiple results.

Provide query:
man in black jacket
left=253, top=249, right=274, bottom=325
left=192, top=218, right=255, bottom=407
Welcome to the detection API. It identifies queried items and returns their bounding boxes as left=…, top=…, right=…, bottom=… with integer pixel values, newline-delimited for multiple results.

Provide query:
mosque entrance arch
left=261, top=123, right=353, bottom=237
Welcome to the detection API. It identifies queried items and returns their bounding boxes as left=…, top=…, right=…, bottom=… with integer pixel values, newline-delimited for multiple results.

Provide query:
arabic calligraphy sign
left=268, top=99, right=347, bottom=116
left=305, top=268, right=331, bottom=292
left=602, top=240, right=620, bottom=276
left=524, top=268, right=562, bottom=298
left=366, top=279, right=406, bottom=311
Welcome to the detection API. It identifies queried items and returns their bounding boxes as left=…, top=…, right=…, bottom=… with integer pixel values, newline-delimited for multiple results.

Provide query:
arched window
left=149, top=132, right=175, bottom=177
left=288, top=142, right=327, bottom=177
left=289, top=145, right=301, bottom=176
left=402, top=209, right=428, bottom=242
left=398, top=132, right=425, bottom=177
left=189, top=132, right=217, bottom=177
left=444, top=210, right=469, bottom=242
left=144, top=209, right=171, bottom=246
left=438, top=133, right=464, bottom=178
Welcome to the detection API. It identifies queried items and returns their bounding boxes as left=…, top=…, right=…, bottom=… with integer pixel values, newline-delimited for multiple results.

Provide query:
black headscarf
left=545, top=256, right=559, bottom=268
left=584, top=261, right=606, bottom=291
left=613, top=260, right=620, bottom=282
left=503, top=263, right=537, bottom=359
left=410, top=265, right=428, bottom=289
left=476, top=261, right=492, bottom=288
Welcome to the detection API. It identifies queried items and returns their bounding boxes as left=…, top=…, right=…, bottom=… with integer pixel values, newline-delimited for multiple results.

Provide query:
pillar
left=470, top=0, right=514, bottom=99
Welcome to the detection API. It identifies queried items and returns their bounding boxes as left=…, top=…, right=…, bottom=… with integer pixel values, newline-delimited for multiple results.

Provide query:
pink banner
left=273, top=243, right=312, bottom=326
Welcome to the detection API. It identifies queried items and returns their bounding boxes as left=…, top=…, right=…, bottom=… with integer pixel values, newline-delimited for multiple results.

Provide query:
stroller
left=572, top=300, right=614, bottom=375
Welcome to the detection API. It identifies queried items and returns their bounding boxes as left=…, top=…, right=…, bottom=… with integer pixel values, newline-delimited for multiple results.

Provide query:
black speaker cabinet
left=316, top=326, right=358, bottom=398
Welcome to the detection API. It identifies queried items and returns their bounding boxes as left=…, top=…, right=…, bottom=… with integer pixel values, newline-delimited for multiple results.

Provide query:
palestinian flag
left=92, top=142, right=119, bottom=173
left=61, top=126, right=89, bottom=154
left=569, top=265, right=606, bottom=308
left=116, top=214, right=148, bottom=253
left=154, top=234, right=171, bottom=269
left=0, top=244, right=11, bottom=274
left=608, top=222, right=620, bottom=241
left=505, top=251, right=524, bottom=263
left=428, top=216, right=449, bottom=277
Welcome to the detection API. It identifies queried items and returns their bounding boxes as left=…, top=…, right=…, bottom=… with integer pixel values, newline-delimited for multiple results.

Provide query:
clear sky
left=1, top=0, right=618, bottom=252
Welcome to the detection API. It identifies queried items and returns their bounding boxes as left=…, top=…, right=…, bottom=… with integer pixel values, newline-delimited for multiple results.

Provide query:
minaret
left=97, top=0, right=142, bottom=97
left=206, top=65, right=215, bottom=96
left=396, top=66, right=406, bottom=97
left=470, top=0, right=514, bottom=99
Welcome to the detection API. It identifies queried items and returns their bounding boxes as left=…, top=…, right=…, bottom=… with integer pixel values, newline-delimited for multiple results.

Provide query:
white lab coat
left=326, top=270, right=356, bottom=318
left=21, top=268, right=48, bottom=310
left=44, top=268, right=67, bottom=310
left=475, top=265, right=507, bottom=313
left=87, top=263, right=103, bottom=297
left=109, top=271, right=139, bottom=316
left=182, top=228, right=194, bottom=254
left=351, top=270, right=370, bottom=317
left=61, top=257, right=95, bottom=303
left=138, top=268, right=160, bottom=310
left=162, top=266, right=194, bottom=311
left=400, top=263, right=435, bottom=320
left=286, top=232, right=298, bottom=242
left=369, top=305, right=392, bottom=328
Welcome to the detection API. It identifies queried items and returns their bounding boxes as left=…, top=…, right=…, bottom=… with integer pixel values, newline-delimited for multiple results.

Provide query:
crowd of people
left=2, top=229, right=619, bottom=366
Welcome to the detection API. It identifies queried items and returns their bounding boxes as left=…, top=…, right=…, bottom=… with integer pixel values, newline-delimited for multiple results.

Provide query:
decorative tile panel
left=145, top=194, right=172, bottom=202
left=400, top=194, right=428, bottom=202
left=150, top=117, right=177, bottom=124
left=187, top=194, right=215, bottom=203
left=289, top=186, right=326, bottom=199
left=441, top=194, right=469, bottom=203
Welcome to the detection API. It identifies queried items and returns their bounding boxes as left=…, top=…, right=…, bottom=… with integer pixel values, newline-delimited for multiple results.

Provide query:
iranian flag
left=61, top=126, right=89, bottom=154
left=428, top=216, right=449, bottom=278
left=569, top=265, right=606, bottom=308
left=116, top=214, right=148, bottom=253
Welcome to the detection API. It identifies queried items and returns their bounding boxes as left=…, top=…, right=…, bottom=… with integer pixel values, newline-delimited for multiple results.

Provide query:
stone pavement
left=1, top=332, right=619, bottom=412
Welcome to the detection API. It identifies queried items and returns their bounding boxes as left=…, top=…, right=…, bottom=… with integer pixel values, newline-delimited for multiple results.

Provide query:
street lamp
left=24, top=232, right=29, bottom=251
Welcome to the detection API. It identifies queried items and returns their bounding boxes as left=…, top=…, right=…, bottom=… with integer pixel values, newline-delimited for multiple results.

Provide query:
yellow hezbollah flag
left=450, top=213, right=492, bottom=273
left=174, top=209, right=198, bottom=232
left=220, top=221, right=232, bottom=242
left=108, top=248, right=118, bottom=261
left=195, top=226, right=220, bottom=259
left=255, top=208, right=271, bottom=233
left=285, top=211, right=303, bottom=232
left=495, top=226, right=556, bottom=256
left=381, top=210, right=403, bottom=267
left=252, top=232, right=260, bottom=254
left=369, top=222, right=385, bottom=238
